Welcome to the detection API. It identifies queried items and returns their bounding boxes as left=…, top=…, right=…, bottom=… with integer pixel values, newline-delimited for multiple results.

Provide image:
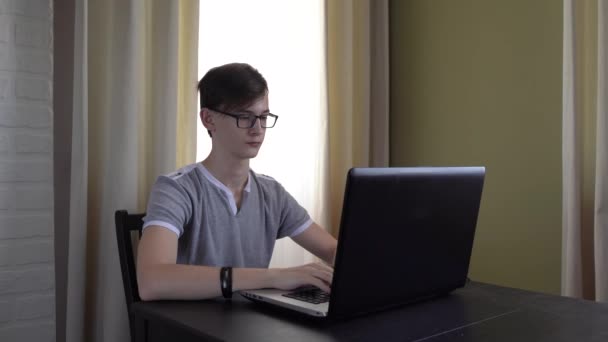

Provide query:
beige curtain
left=326, top=0, right=390, bottom=235
left=59, top=1, right=198, bottom=341
left=562, top=0, right=608, bottom=302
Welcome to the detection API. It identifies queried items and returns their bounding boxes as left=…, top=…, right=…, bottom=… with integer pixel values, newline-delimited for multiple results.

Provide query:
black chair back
left=115, top=210, right=145, bottom=342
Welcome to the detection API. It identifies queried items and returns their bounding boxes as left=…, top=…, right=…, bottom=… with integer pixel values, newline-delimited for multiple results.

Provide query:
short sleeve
left=276, top=183, right=312, bottom=239
left=143, top=175, right=192, bottom=237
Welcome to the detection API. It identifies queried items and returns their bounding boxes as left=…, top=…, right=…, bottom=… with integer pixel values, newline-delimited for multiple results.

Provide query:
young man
left=137, top=63, right=337, bottom=301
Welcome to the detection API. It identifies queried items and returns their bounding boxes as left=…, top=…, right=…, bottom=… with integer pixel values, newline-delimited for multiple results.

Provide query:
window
left=197, top=0, right=327, bottom=267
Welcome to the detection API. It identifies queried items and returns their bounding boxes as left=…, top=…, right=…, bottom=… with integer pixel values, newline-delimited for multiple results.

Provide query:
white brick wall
left=16, top=78, right=51, bottom=101
left=0, top=0, right=55, bottom=341
left=0, top=18, right=10, bottom=43
left=0, top=77, right=9, bottom=98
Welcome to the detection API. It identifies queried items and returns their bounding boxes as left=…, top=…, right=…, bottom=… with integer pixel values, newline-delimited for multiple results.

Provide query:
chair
left=115, top=210, right=146, bottom=342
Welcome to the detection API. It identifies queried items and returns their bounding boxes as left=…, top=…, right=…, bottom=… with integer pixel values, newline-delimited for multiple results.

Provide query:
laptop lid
left=328, top=167, right=485, bottom=319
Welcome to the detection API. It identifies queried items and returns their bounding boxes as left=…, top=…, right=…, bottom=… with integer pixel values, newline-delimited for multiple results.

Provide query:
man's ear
left=200, top=108, right=215, bottom=131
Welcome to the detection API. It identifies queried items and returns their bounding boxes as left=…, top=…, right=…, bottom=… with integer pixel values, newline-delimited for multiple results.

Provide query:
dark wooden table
left=131, top=282, right=608, bottom=341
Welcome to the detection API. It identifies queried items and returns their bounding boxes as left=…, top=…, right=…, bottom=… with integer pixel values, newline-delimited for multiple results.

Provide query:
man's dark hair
left=198, top=63, right=268, bottom=112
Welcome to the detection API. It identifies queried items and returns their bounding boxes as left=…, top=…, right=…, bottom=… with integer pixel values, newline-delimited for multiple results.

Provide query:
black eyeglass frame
left=209, top=108, right=279, bottom=129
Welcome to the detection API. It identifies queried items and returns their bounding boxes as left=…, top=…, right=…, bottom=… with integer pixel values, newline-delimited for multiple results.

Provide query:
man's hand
left=270, top=262, right=334, bottom=293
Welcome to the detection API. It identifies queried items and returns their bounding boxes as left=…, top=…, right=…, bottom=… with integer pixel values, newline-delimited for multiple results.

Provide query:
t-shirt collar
left=198, top=163, right=251, bottom=194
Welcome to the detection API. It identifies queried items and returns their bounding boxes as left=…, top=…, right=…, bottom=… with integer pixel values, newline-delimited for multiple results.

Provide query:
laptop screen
left=329, top=167, right=485, bottom=319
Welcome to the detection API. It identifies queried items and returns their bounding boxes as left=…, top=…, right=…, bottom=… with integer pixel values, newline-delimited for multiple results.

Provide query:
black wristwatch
left=220, top=266, right=233, bottom=299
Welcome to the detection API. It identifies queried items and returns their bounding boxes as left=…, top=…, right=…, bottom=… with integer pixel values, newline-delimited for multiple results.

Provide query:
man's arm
left=136, top=226, right=333, bottom=300
left=291, top=222, right=338, bottom=266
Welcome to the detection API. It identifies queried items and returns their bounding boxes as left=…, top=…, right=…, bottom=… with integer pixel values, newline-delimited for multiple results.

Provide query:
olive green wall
left=389, top=0, right=562, bottom=294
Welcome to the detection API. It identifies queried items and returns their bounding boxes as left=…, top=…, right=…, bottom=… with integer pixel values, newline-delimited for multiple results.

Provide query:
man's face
left=210, top=94, right=269, bottom=161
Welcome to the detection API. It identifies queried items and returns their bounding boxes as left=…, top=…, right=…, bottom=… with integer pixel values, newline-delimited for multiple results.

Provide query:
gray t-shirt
left=143, top=163, right=312, bottom=268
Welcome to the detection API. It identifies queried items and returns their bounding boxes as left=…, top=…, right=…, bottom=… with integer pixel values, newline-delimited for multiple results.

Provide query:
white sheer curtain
left=562, top=0, right=608, bottom=302
left=197, top=0, right=328, bottom=267
left=57, top=1, right=198, bottom=341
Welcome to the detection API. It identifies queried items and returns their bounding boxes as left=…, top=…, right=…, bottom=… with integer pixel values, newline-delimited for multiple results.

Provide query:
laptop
left=241, top=166, right=485, bottom=320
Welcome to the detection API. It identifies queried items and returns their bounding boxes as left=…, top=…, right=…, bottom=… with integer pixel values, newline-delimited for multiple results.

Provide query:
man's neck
left=201, top=153, right=250, bottom=193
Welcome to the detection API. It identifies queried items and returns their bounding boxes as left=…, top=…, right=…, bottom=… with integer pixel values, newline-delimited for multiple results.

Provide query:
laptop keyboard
left=283, top=287, right=330, bottom=304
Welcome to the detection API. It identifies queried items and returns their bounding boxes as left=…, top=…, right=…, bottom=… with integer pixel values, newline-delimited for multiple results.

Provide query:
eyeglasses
left=210, top=108, right=279, bottom=129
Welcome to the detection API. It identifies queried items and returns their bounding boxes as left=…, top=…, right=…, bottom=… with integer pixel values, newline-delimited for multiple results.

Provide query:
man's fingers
left=311, top=262, right=333, bottom=272
left=283, top=263, right=334, bottom=292
left=308, top=276, right=331, bottom=293
left=312, top=269, right=333, bottom=284
left=305, top=262, right=333, bottom=277
left=301, top=263, right=333, bottom=283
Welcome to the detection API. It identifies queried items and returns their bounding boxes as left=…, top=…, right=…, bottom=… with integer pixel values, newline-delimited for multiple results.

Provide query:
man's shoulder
left=155, top=163, right=203, bottom=193
left=253, top=171, right=277, bottom=183
left=162, top=163, right=201, bottom=181
left=250, top=170, right=280, bottom=187
left=250, top=170, right=285, bottom=193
